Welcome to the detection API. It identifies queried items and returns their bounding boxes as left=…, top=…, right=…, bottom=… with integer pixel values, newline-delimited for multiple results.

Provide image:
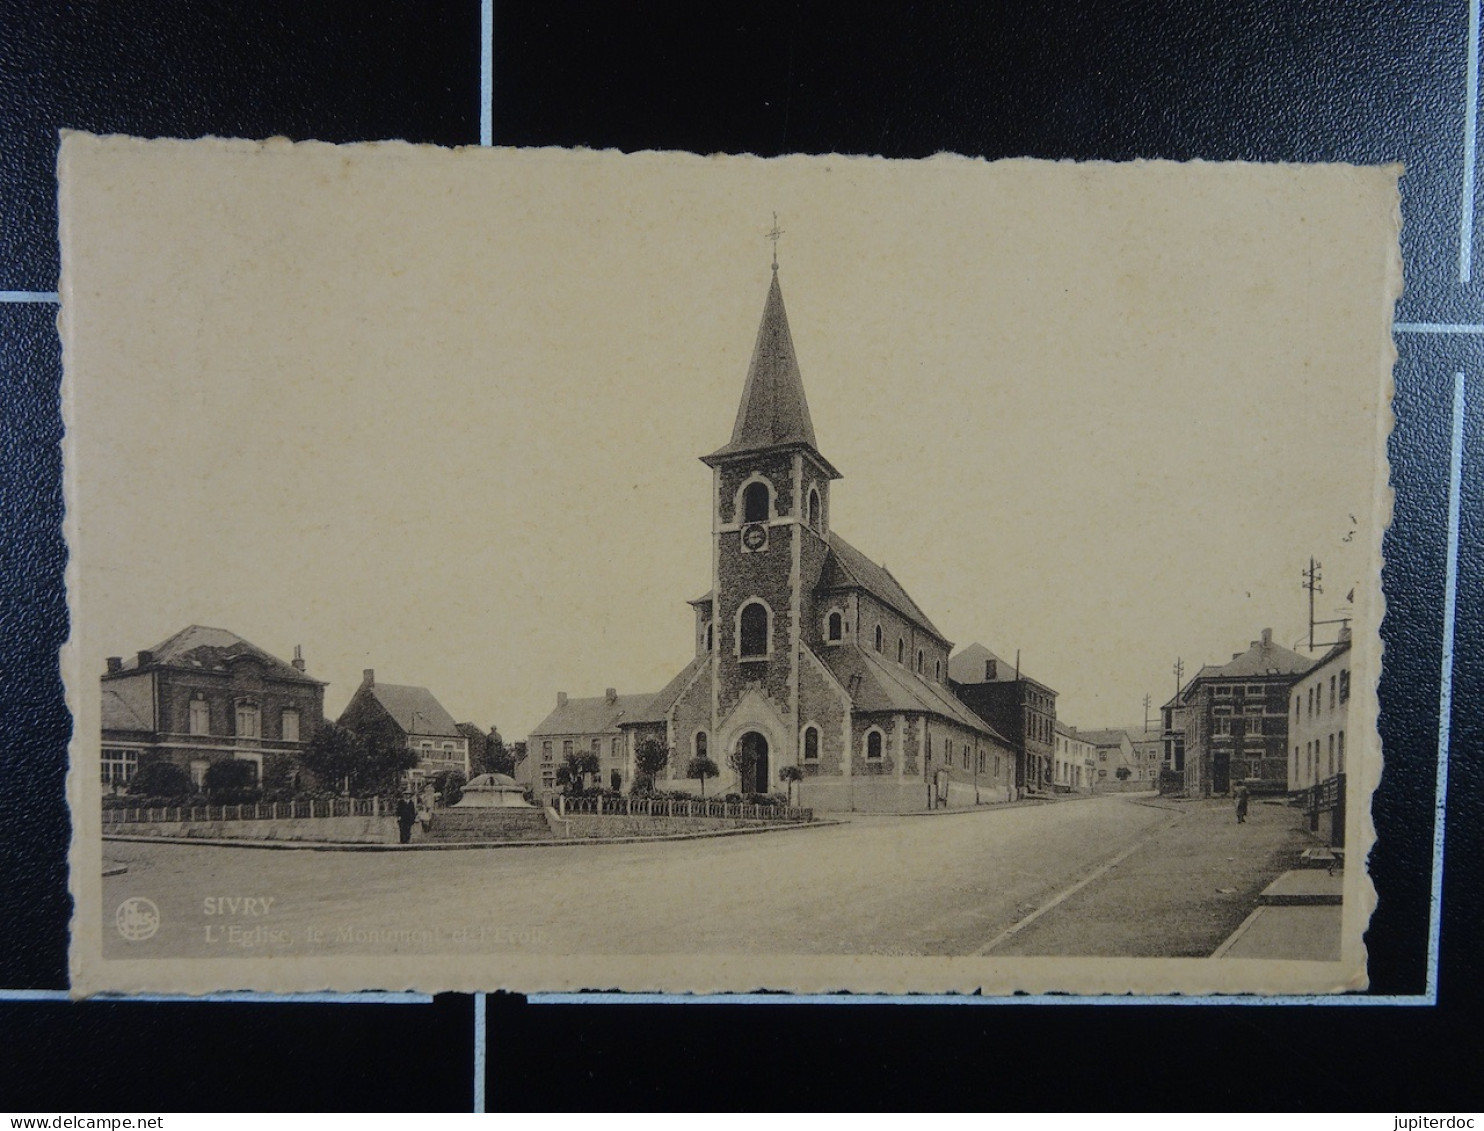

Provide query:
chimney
left=105, top=656, right=122, bottom=673
left=362, top=668, right=375, bottom=687
left=606, top=687, right=617, bottom=703
left=137, top=650, right=154, bottom=667
left=557, top=691, right=568, bottom=708
left=292, top=645, right=306, bottom=672
left=1261, top=628, right=1273, bottom=647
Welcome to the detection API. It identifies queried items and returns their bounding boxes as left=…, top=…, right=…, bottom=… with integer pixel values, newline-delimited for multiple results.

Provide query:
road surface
left=101, top=793, right=1306, bottom=960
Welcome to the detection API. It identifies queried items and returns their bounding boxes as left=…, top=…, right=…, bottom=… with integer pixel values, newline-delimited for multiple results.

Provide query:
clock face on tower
left=741, top=523, right=768, bottom=552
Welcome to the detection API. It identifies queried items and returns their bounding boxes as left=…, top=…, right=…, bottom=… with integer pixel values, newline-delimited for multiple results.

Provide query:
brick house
left=1180, top=628, right=1313, bottom=797
left=527, top=267, right=1015, bottom=811
left=948, top=643, right=1058, bottom=796
left=336, top=669, right=469, bottom=784
left=524, top=688, right=656, bottom=794
left=100, top=624, right=325, bottom=793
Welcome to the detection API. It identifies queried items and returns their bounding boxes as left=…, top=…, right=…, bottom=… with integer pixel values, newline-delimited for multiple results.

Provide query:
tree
left=204, top=758, right=260, bottom=804
left=429, top=768, right=467, bottom=807
left=1115, top=765, right=1132, bottom=782
left=456, top=722, right=489, bottom=772
left=779, top=764, right=804, bottom=806
left=555, top=751, right=600, bottom=793
left=634, top=738, right=670, bottom=792
left=305, top=719, right=419, bottom=796
left=357, top=724, right=422, bottom=796
left=302, top=719, right=364, bottom=794
left=485, top=727, right=517, bottom=776
left=127, top=760, right=191, bottom=799
left=726, top=743, right=757, bottom=794
left=686, top=756, right=719, bottom=797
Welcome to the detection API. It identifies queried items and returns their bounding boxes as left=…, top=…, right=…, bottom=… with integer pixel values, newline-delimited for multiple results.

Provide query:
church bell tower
left=699, top=261, right=841, bottom=792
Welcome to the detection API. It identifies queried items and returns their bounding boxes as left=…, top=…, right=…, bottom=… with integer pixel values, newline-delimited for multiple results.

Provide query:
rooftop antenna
left=766, top=212, right=784, bottom=272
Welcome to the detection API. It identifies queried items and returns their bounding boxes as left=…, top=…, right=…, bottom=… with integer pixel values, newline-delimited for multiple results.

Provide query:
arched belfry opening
left=743, top=481, right=769, bottom=523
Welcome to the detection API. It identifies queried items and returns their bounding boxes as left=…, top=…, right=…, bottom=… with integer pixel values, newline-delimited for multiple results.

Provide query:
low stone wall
left=561, top=814, right=773, bottom=838
left=799, top=777, right=927, bottom=813
left=103, top=815, right=401, bottom=844
left=426, top=808, right=551, bottom=842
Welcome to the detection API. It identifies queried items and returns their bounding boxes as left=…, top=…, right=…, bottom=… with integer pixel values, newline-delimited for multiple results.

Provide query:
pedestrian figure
left=396, top=793, right=417, bottom=844
left=1234, top=782, right=1250, bottom=824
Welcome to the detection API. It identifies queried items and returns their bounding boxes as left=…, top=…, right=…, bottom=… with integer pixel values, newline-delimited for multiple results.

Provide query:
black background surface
left=0, top=0, right=1478, bottom=1111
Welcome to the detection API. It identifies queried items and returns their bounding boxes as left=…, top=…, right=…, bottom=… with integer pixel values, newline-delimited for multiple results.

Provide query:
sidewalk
left=991, top=795, right=1324, bottom=958
left=1213, top=866, right=1344, bottom=960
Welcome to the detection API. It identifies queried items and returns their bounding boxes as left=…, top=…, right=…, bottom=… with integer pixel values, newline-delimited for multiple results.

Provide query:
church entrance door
left=740, top=731, right=769, bottom=794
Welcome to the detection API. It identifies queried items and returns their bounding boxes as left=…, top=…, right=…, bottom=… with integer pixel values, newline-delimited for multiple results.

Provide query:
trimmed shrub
left=127, top=761, right=191, bottom=799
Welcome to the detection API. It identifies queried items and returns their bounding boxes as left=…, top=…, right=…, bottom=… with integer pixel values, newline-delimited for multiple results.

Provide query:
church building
left=527, top=264, right=1015, bottom=812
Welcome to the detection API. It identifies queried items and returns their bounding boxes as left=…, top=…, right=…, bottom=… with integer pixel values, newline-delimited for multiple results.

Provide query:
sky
left=63, top=140, right=1396, bottom=740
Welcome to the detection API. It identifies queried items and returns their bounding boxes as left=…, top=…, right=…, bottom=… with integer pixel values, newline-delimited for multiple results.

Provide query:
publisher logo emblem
left=116, top=897, right=160, bottom=942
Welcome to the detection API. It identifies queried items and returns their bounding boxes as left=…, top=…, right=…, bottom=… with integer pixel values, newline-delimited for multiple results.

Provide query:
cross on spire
left=766, top=212, right=784, bottom=271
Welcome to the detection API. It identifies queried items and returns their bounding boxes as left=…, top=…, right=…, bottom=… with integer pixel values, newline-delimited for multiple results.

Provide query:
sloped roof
left=361, top=682, right=462, bottom=738
left=1077, top=728, right=1137, bottom=749
left=101, top=687, right=152, bottom=732
left=815, top=643, right=1009, bottom=743
left=1193, top=632, right=1314, bottom=683
left=529, top=690, right=660, bottom=737
left=948, top=643, right=1013, bottom=685
left=705, top=271, right=821, bottom=463
left=110, top=624, right=321, bottom=684
left=818, top=532, right=947, bottom=642
left=622, top=654, right=710, bottom=726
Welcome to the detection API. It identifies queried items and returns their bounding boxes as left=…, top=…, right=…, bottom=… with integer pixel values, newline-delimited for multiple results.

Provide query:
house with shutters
left=526, top=264, right=1016, bottom=811
left=99, top=624, right=325, bottom=793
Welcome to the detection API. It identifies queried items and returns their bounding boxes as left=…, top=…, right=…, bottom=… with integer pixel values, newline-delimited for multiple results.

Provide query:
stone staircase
left=424, top=807, right=554, bottom=843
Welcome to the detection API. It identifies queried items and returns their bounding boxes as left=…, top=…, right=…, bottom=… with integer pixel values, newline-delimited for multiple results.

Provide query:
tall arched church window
left=935, top=659, right=941, bottom=681
left=917, top=649, right=925, bottom=674
left=874, top=624, right=883, bottom=653
left=827, top=611, right=843, bottom=642
left=807, top=487, right=821, bottom=530
left=742, top=481, right=770, bottom=523
left=867, top=731, right=884, bottom=760
left=696, top=731, right=708, bottom=759
left=705, top=623, right=714, bottom=652
left=740, top=601, right=770, bottom=657
left=897, top=638, right=905, bottom=664
left=803, top=726, right=819, bottom=761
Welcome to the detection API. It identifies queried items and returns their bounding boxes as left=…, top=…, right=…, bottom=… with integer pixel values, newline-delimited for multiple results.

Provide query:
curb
left=102, top=818, right=843, bottom=853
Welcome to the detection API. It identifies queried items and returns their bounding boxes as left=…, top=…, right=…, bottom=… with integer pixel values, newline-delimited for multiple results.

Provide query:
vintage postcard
left=61, top=135, right=1397, bottom=996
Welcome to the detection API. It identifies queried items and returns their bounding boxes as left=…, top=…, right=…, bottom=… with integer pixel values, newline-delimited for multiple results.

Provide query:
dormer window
left=742, top=481, right=770, bottom=523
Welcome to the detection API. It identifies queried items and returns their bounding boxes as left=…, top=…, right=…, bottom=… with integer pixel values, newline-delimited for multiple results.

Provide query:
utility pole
left=1142, top=693, right=1152, bottom=734
left=1302, top=557, right=1323, bottom=652
left=1172, top=657, right=1184, bottom=704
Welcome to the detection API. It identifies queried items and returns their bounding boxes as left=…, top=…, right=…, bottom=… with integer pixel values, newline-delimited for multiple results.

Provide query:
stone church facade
left=532, top=266, right=1015, bottom=812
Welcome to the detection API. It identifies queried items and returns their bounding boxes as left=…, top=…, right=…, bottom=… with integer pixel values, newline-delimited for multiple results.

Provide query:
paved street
left=101, top=793, right=1314, bottom=960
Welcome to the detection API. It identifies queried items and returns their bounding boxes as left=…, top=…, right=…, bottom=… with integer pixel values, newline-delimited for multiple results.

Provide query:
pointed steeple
left=704, top=271, right=835, bottom=474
